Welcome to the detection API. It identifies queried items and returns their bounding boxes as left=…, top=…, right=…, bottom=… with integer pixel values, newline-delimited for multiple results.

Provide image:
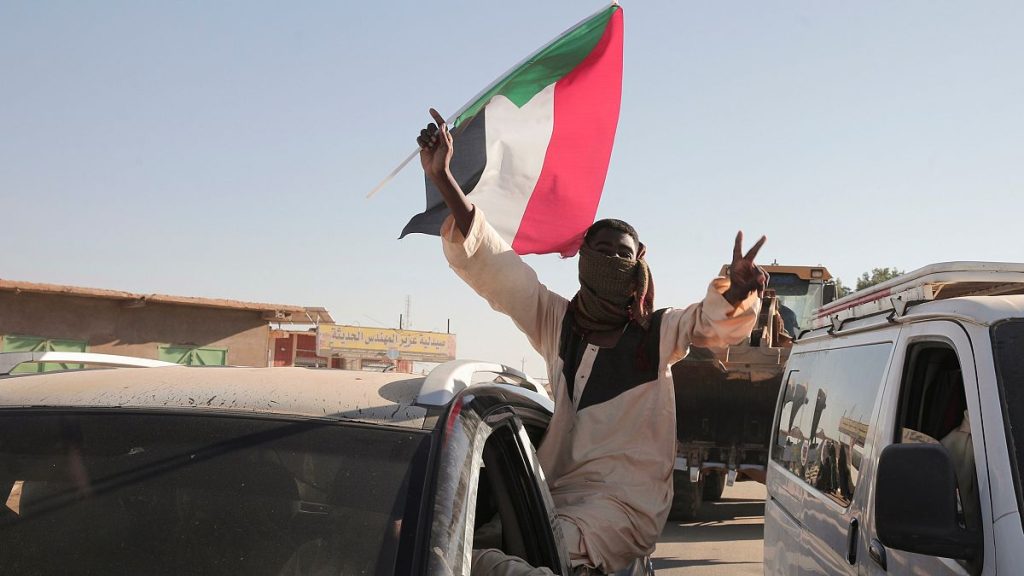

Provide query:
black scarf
left=570, top=244, right=654, bottom=333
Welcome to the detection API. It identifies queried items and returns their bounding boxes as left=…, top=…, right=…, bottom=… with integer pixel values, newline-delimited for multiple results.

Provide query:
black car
left=0, top=354, right=652, bottom=575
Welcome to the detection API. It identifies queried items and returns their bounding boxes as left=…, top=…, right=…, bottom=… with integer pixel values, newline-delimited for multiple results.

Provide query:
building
left=271, top=322, right=456, bottom=373
left=269, top=307, right=341, bottom=369
left=0, top=279, right=316, bottom=370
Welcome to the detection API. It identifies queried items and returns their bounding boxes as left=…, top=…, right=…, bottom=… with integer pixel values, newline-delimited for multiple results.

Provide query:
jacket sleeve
left=660, top=277, right=761, bottom=364
left=442, top=208, right=568, bottom=358
left=471, top=549, right=557, bottom=576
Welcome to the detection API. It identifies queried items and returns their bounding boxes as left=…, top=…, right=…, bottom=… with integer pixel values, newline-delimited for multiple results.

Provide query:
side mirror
left=875, top=443, right=982, bottom=560
left=822, top=283, right=837, bottom=305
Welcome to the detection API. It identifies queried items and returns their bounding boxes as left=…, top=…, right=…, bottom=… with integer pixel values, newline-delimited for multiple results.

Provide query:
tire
left=669, top=469, right=704, bottom=520
left=702, top=472, right=726, bottom=501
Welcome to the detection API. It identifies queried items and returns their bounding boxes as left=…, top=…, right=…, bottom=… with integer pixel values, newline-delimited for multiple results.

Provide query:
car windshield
left=0, top=412, right=429, bottom=575
left=770, top=273, right=822, bottom=335
left=994, top=319, right=1024, bottom=520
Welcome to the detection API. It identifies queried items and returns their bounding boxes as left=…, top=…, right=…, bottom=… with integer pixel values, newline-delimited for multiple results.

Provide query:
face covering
left=571, top=243, right=654, bottom=333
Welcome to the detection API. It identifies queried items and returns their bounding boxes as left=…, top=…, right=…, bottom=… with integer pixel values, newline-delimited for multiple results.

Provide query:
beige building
left=0, top=279, right=315, bottom=370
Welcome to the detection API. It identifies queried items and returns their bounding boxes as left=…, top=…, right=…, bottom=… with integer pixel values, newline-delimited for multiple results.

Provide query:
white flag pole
left=365, top=2, right=617, bottom=200
left=366, top=148, right=419, bottom=199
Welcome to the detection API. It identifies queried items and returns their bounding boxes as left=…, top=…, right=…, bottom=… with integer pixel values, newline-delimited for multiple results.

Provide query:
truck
left=669, top=264, right=836, bottom=519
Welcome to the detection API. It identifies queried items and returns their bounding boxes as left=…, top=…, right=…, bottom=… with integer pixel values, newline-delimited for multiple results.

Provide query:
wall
left=0, top=292, right=272, bottom=367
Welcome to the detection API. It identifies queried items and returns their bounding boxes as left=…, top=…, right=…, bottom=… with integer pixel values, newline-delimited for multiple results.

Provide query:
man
left=418, top=109, right=766, bottom=574
left=941, top=410, right=979, bottom=531
left=779, top=303, right=799, bottom=338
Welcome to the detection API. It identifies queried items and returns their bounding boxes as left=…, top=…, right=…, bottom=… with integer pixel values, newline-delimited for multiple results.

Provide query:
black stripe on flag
left=400, top=111, right=487, bottom=238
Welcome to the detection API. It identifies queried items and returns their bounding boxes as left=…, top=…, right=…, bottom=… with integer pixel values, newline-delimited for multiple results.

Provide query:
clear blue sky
left=3, top=1, right=1021, bottom=376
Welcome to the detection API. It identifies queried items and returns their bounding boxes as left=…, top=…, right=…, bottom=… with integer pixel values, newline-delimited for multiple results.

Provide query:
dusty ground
left=652, top=481, right=766, bottom=575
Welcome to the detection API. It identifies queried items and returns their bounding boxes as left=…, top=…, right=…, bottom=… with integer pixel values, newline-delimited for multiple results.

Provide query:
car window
left=429, top=397, right=563, bottom=576
left=473, top=422, right=563, bottom=573
left=773, top=342, right=893, bottom=507
left=0, top=412, right=429, bottom=576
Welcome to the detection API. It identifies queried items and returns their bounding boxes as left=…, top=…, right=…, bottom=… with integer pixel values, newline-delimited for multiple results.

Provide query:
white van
left=763, top=262, right=1024, bottom=575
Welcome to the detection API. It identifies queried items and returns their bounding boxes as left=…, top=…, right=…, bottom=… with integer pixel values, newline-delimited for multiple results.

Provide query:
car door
left=797, top=341, right=895, bottom=575
left=479, top=410, right=571, bottom=573
left=427, top=393, right=570, bottom=575
left=861, top=320, right=993, bottom=576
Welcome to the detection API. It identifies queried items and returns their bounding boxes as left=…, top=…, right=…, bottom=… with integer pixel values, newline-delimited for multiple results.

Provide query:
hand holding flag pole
left=417, top=109, right=454, bottom=182
left=417, top=109, right=475, bottom=237
left=366, top=108, right=456, bottom=199
left=367, top=109, right=463, bottom=199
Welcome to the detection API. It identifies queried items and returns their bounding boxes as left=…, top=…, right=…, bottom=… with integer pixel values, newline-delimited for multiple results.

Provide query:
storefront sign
left=317, top=324, right=456, bottom=362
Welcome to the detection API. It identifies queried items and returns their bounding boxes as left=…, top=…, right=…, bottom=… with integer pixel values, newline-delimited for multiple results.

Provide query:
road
left=652, top=481, right=766, bottom=575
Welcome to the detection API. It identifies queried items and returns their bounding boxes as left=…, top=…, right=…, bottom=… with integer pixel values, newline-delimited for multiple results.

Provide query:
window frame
left=992, top=319, right=1024, bottom=537
left=891, top=338, right=980, bottom=573
left=771, top=341, right=895, bottom=509
left=864, top=320, right=993, bottom=576
left=427, top=390, right=568, bottom=576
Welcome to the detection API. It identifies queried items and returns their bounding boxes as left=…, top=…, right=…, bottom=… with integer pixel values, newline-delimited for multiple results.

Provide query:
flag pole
left=365, top=2, right=617, bottom=200
left=366, top=148, right=418, bottom=199
left=365, top=111, right=472, bottom=199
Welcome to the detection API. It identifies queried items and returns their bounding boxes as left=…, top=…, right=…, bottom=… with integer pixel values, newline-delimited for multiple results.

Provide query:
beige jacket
left=443, top=210, right=759, bottom=572
left=941, top=410, right=978, bottom=530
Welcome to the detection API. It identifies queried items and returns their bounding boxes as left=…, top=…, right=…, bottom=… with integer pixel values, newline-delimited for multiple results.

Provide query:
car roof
left=910, top=294, right=1024, bottom=325
left=0, top=366, right=431, bottom=429
left=800, top=294, right=1024, bottom=342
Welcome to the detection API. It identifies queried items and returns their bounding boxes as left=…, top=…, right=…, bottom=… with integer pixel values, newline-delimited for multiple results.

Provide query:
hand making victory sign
left=723, top=231, right=768, bottom=306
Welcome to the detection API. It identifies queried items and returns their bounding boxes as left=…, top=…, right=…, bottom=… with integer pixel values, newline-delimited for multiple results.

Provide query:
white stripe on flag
left=470, top=86, right=556, bottom=244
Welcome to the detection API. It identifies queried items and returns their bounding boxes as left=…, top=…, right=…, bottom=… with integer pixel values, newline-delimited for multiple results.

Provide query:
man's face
left=587, top=228, right=638, bottom=260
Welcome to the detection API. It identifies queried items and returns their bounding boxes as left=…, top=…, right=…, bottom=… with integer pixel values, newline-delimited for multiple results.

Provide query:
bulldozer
left=669, top=264, right=835, bottom=519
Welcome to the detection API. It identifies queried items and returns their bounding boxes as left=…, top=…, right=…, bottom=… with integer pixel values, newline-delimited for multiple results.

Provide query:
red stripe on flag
left=511, top=9, right=623, bottom=257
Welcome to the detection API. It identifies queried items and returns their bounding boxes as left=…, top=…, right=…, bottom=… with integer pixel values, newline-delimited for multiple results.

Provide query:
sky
left=2, top=1, right=1022, bottom=377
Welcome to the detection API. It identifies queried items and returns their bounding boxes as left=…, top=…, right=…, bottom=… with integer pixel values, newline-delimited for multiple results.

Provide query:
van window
left=896, top=342, right=981, bottom=574
left=773, top=343, right=893, bottom=507
left=993, top=319, right=1024, bottom=534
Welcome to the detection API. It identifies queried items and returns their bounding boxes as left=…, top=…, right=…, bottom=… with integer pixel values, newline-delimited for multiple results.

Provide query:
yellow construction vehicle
left=669, top=264, right=835, bottom=519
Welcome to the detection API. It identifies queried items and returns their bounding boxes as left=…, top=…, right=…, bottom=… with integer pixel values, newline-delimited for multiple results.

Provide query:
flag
left=401, top=5, right=623, bottom=257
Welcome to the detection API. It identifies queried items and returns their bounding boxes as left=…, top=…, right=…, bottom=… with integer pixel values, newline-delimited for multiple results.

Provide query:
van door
left=764, top=370, right=808, bottom=575
left=862, top=321, right=991, bottom=576
left=766, top=341, right=895, bottom=575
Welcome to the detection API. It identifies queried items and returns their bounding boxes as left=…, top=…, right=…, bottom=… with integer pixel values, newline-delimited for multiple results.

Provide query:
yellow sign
left=838, top=416, right=869, bottom=446
left=316, top=324, right=456, bottom=362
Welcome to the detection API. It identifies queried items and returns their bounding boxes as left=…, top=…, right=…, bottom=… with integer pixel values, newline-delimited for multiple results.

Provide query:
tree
left=855, top=267, right=905, bottom=291
left=834, top=278, right=853, bottom=299
left=831, top=267, right=905, bottom=299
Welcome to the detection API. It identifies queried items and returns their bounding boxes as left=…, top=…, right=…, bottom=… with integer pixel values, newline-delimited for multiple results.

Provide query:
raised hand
left=415, top=108, right=474, bottom=236
left=723, top=231, right=767, bottom=305
left=417, top=108, right=453, bottom=181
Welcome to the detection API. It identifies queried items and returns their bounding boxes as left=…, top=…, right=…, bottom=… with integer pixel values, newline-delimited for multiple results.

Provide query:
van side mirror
left=875, top=443, right=981, bottom=560
left=822, top=283, right=837, bottom=305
